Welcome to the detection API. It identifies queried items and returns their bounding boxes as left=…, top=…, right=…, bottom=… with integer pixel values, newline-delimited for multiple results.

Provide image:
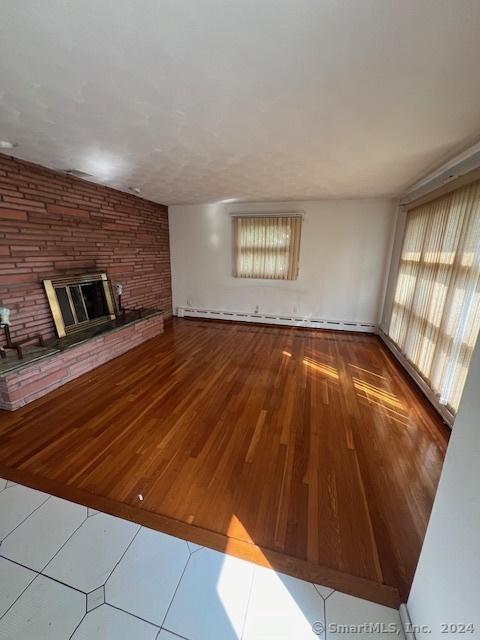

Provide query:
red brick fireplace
left=0, top=154, right=171, bottom=343
left=0, top=153, right=172, bottom=409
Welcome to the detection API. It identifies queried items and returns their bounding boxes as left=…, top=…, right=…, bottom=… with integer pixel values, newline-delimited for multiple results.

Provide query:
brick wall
left=0, top=154, right=172, bottom=342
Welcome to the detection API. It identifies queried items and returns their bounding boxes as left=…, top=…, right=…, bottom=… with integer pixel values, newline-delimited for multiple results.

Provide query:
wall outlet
left=187, top=297, right=192, bottom=306
left=254, top=305, right=260, bottom=314
left=293, top=306, right=298, bottom=314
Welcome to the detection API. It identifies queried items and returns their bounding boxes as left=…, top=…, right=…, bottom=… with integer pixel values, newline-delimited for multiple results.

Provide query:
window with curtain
left=388, top=179, right=480, bottom=413
left=232, top=215, right=302, bottom=280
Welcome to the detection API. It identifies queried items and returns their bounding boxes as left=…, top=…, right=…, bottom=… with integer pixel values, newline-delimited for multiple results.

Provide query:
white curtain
left=388, top=180, right=480, bottom=413
left=233, top=216, right=302, bottom=280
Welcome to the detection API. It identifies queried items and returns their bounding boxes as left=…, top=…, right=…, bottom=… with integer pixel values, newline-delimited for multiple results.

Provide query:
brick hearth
left=0, top=312, right=163, bottom=410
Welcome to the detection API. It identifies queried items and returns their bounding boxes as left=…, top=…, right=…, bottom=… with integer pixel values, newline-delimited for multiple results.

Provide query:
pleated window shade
left=233, top=215, right=302, bottom=280
left=388, top=179, right=480, bottom=413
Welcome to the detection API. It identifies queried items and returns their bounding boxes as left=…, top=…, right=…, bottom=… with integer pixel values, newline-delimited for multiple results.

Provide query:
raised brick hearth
left=0, top=312, right=163, bottom=410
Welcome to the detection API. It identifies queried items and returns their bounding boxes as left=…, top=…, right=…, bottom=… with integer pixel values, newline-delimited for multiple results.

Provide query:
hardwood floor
left=0, top=319, right=449, bottom=607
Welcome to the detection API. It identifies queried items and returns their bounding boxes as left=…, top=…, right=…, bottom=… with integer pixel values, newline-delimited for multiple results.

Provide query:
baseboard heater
left=379, top=329, right=454, bottom=427
left=176, top=307, right=377, bottom=333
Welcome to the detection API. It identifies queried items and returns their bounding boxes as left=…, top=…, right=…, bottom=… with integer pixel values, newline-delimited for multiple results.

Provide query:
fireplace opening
left=43, top=273, right=116, bottom=337
left=56, top=282, right=109, bottom=327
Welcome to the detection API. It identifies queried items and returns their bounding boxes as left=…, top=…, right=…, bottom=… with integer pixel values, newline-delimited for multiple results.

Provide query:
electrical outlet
left=187, top=297, right=192, bottom=306
left=293, top=306, right=298, bottom=314
left=254, top=305, right=260, bottom=314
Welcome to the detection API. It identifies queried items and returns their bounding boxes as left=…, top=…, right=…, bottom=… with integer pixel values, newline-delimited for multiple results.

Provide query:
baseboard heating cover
left=176, top=307, right=377, bottom=333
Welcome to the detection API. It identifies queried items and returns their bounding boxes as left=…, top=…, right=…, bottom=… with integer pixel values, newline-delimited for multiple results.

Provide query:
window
left=388, top=179, right=480, bottom=413
left=232, top=215, right=302, bottom=280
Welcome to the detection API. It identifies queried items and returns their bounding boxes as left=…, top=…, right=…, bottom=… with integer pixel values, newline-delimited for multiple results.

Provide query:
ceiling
left=1, top=0, right=480, bottom=205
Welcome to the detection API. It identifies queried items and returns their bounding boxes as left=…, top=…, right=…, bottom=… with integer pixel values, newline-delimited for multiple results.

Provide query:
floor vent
left=177, top=307, right=377, bottom=333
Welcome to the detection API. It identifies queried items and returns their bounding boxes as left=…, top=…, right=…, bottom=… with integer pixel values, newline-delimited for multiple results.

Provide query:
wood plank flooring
left=0, top=319, right=449, bottom=607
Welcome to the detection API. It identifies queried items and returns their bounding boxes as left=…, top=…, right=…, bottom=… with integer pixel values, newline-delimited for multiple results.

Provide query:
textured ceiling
left=1, top=0, right=480, bottom=205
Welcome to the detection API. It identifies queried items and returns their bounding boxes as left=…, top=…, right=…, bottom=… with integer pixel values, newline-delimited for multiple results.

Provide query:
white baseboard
left=399, top=603, right=416, bottom=640
left=176, top=307, right=377, bottom=333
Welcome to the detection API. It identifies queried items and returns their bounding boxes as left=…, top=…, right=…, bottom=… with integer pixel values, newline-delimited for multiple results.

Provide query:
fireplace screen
left=43, top=273, right=116, bottom=337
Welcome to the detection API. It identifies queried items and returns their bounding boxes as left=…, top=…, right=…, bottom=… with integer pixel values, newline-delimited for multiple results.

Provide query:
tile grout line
left=158, top=546, right=195, bottom=631
left=161, top=625, right=194, bottom=640
left=39, top=509, right=90, bottom=577
left=105, top=538, right=199, bottom=634
left=158, top=627, right=191, bottom=640
left=1, top=553, right=89, bottom=597
left=0, top=493, right=51, bottom=545
left=239, top=561, right=257, bottom=640
left=105, top=602, right=161, bottom=631
left=0, top=570, right=40, bottom=623
left=102, top=523, right=142, bottom=590
left=322, top=585, right=335, bottom=640
left=68, top=611, right=87, bottom=640
left=40, top=573, right=89, bottom=597
left=313, top=582, right=334, bottom=639
left=314, top=584, right=335, bottom=601
left=67, top=593, right=88, bottom=640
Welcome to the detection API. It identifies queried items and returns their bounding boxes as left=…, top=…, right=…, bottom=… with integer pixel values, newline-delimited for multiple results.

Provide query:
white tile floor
left=0, top=479, right=404, bottom=639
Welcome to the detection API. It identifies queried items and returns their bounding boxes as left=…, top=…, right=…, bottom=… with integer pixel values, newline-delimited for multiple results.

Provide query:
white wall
left=407, top=337, right=480, bottom=638
left=169, top=199, right=395, bottom=323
